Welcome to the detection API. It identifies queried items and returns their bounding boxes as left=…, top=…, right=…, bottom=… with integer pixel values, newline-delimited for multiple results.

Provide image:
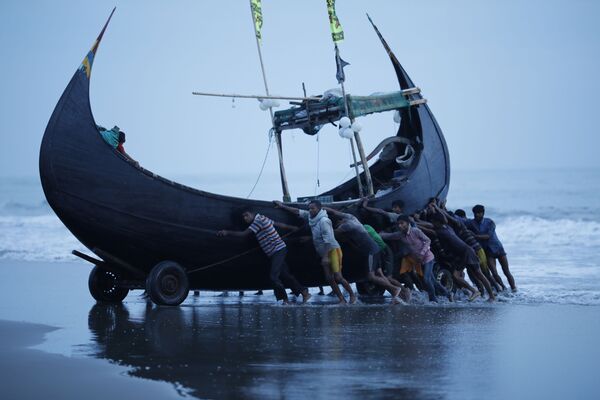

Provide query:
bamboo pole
left=192, top=91, right=320, bottom=101
left=335, top=44, right=373, bottom=196
left=249, top=0, right=291, bottom=202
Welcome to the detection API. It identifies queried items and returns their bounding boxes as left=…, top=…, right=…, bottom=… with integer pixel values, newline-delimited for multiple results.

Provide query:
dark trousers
left=270, top=248, right=305, bottom=301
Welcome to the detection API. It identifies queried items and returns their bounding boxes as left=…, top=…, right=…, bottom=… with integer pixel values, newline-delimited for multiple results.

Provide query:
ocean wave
left=0, top=215, right=86, bottom=262
left=496, top=215, right=600, bottom=248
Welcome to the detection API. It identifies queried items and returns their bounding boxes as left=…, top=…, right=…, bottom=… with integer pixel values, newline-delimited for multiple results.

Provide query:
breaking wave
left=0, top=214, right=86, bottom=261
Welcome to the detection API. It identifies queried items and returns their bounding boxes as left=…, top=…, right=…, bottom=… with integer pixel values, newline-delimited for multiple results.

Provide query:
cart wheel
left=356, top=281, right=386, bottom=297
left=436, top=267, right=454, bottom=292
left=146, top=261, right=189, bottom=306
left=88, top=265, right=129, bottom=303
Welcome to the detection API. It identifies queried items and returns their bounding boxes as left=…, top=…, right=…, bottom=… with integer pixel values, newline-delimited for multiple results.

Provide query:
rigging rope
left=186, top=224, right=305, bottom=275
left=246, top=128, right=274, bottom=199
left=314, top=132, right=321, bottom=195
left=186, top=202, right=359, bottom=276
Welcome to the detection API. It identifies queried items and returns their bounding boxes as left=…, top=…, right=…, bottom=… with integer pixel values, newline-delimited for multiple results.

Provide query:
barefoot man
left=274, top=200, right=356, bottom=304
left=217, top=209, right=311, bottom=305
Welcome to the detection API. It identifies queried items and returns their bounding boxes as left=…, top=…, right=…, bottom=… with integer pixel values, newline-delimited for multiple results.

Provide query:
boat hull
left=40, top=27, right=450, bottom=291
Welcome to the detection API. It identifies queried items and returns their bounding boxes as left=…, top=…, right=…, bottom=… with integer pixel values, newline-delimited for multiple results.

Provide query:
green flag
left=326, top=0, right=344, bottom=43
left=251, top=0, right=263, bottom=43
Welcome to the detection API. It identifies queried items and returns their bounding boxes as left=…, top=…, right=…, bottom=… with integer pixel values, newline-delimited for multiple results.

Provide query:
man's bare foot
left=487, top=296, right=496, bottom=302
left=391, top=287, right=400, bottom=298
left=447, top=292, right=454, bottom=302
left=282, top=299, right=290, bottom=305
left=337, top=298, right=347, bottom=305
left=349, top=295, right=357, bottom=304
left=400, top=287, right=411, bottom=302
left=468, top=290, right=481, bottom=301
left=511, top=287, right=518, bottom=293
left=391, top=297, right=404, bottom=305
left=302, top=291, right=312, bottom=304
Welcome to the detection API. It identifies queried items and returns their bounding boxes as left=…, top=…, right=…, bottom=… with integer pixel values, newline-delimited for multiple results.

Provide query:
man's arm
left=437, top=207, right=460, bottom=229
left=361, top=198, right=389, bottom=217
left=273, top=221, right=299, bottom=231
left=418, top=225, right=436, bottom=236
left=273, top=200, right=301, bottom=216
left=476, top=220, right=496, bottom=240
left=322, top=206, right=345, bottom=218
left=216, top=228, right=253, bottom=238
left=416, top=220, right=434, bottom=229
left=379, top=231, right=403, bottom=241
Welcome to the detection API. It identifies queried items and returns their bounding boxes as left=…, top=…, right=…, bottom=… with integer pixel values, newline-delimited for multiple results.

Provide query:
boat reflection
left=87, top=301, right=483, bottom=399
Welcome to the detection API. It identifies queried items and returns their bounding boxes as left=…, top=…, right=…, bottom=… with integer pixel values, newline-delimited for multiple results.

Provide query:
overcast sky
left=1, top=0, right=599, bottom=191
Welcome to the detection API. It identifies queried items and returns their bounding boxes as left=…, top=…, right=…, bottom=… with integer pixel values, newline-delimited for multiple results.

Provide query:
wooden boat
left=39, top=11, right=450, bottom=305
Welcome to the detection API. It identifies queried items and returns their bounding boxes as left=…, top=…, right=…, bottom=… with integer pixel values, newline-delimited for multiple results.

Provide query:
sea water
left=1, top=168, right=598, bottom=305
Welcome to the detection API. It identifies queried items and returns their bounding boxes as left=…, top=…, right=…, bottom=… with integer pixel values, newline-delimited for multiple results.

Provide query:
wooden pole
left=249, top=0, right=291, bottom=202
left=335, top=44, right=373, bottom=196
left=192, top=91, right=320, bottom=101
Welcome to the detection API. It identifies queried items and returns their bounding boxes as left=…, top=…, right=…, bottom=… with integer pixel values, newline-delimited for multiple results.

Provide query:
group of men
left=217, top=197, right=516, bottom=305
left=98, top=126, right=516, bottom=304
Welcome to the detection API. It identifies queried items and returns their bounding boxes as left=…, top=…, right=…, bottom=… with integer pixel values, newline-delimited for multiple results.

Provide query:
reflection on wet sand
left=87, top=301, right=498, bottom=399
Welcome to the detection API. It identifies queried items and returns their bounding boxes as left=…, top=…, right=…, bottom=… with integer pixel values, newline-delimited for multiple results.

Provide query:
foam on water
left=0, top=214, right=86, bottom=261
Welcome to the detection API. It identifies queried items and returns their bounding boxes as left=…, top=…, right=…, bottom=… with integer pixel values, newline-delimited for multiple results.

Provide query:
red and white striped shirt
left=248, top=214, right=286, bottom=257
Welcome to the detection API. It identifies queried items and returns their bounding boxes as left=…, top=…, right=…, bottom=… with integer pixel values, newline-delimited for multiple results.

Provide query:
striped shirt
left=453, top=218, right=482, bottom=252
left=248, top=214, right=286, bottom=257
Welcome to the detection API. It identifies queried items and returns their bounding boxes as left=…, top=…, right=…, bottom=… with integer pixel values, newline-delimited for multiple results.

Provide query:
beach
left=1, top=259, right=599, bottom=399
left=1, top=169, right=600, bottom=399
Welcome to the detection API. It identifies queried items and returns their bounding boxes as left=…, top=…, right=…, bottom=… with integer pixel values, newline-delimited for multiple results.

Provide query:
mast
left=334, top=44, right=364, bottom=198
left=249, top=0, right=291, bottom=202
left=328, top=0, right=374, bottom=196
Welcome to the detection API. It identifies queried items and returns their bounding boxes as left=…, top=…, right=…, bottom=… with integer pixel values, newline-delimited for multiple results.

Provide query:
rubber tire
left=88, top=265, right=129, bottom=303
left=436, top=266, right=454, bottom=293
left=356, top=281, right=386, bottom=297
left=146, top=261, right=189, bottom=306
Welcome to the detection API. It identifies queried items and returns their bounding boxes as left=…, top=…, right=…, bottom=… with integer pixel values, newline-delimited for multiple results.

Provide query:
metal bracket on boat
left=72, top=250, right=104, bottom=265
left=350, top=136, right=412, bottom=168
left=92, top=248, right=146, bottom=279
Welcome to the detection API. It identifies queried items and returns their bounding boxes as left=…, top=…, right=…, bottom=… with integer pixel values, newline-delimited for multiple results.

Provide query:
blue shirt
left=467, top=217, right=504, bottom=254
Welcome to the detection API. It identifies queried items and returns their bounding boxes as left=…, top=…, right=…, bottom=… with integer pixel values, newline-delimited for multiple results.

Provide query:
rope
left=314, top=132, right=321, bottom=195
left=187, top=224, right=305, bottom=275
left=246, top=128, right=274, bottom=198
left=186, top=203, right=360, bottom=276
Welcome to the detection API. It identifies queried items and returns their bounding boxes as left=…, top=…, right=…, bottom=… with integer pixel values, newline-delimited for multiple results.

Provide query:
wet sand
left=1, top=260, right=599, bottom=399
left=0, top=320, right=181, bottom=400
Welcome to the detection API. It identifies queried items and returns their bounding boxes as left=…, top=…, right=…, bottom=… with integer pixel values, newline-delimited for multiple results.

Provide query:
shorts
left=379, top=246, right=394, bottom=276
left=485, top=246, right=507, bottom=259
left=456, top=248, right=481, bottom=273
left=399, top=255, right=423, bottom=277
left=476, top=248, right=491, bottom=274
left=326, top=248, right=343, bottom=273
left=465, top=262, right=481, bottom=273
left=367, top=251, right=381, bottom=273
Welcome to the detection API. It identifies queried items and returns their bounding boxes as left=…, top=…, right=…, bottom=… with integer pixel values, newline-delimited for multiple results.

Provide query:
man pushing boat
left=217, top=209, right=311, bottom=305
left=274, top=200, right=357, bottom=304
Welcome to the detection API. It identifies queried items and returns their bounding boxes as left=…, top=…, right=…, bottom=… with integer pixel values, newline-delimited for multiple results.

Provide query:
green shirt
left=99, top=127, right=119, bottom=148
left=363, top=224, right=387, bottom=251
